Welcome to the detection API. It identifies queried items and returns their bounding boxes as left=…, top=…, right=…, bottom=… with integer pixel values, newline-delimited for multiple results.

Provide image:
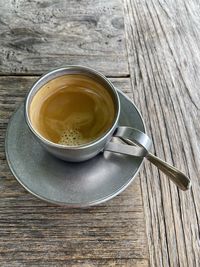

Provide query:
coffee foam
left=58, top=127, right=91, bottom=146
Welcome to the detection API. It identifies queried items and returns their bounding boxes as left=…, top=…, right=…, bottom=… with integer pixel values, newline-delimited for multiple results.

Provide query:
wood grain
left=0, top=0, right=128, bottom=76
left=124, top=0, right=200, bottom=266
left=1, top=0, right=200, bottom=265
left=0, top=76, right=148, bottom=266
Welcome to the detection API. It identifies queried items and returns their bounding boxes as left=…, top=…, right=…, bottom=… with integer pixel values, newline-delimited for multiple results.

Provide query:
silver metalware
left=25, top=66, right=120, bottom=162
left=105, top=127, right=191, bottom=191
left=5, top=91, right=146, bottom=206
left=24, top=66, right=191, bottom=191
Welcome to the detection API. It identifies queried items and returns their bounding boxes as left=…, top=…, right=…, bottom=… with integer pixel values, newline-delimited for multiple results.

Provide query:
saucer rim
left=5, top=89, right=146, bottom=207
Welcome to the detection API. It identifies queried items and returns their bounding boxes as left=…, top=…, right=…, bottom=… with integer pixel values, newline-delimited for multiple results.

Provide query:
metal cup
left=24, top=66, right=192, bottom=191
left=25, top=66, right=151, bottom=162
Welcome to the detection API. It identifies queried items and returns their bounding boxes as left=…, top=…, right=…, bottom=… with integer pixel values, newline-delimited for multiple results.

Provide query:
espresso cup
left=25, top=66, right=152, bottom=162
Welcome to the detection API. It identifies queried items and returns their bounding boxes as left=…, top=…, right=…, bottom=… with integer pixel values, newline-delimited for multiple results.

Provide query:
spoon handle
left=146, top=153, right=191, bottom=191
left=110, top=126, right=191, bottom=191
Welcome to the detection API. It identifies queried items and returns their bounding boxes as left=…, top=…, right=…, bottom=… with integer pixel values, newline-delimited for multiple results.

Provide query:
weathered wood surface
left=1, top=0, right=200, bottom=266
left=124, top=0, right=200, bottom=266
left=0, top=0, right=128, bottom=76
left=0, top=77, right=149, bottom=266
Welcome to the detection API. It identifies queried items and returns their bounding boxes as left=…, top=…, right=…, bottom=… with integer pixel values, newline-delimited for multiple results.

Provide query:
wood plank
left=0, top=76, right=148, bottom=266
left=0, top=0, right=128, bottom=76
left=124, top=0, right=200, bottom=266
left=1, top=259, right=149, bottom=267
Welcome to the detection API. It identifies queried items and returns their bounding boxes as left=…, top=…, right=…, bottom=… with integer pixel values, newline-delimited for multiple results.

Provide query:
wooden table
left=0, top=0, right=199, bottom=266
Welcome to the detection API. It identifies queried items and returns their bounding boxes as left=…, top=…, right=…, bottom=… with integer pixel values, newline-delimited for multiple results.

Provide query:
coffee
left=29, top=74, right=115, bottom=146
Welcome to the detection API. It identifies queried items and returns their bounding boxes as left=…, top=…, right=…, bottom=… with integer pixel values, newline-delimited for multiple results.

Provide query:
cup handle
left=104, top=126, right=152, bottom=157
left=104, top=126, right=191, bottom=191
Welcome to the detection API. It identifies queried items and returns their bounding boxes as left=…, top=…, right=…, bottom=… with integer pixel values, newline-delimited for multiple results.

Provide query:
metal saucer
left=5, top=90, right=145, bottom=207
